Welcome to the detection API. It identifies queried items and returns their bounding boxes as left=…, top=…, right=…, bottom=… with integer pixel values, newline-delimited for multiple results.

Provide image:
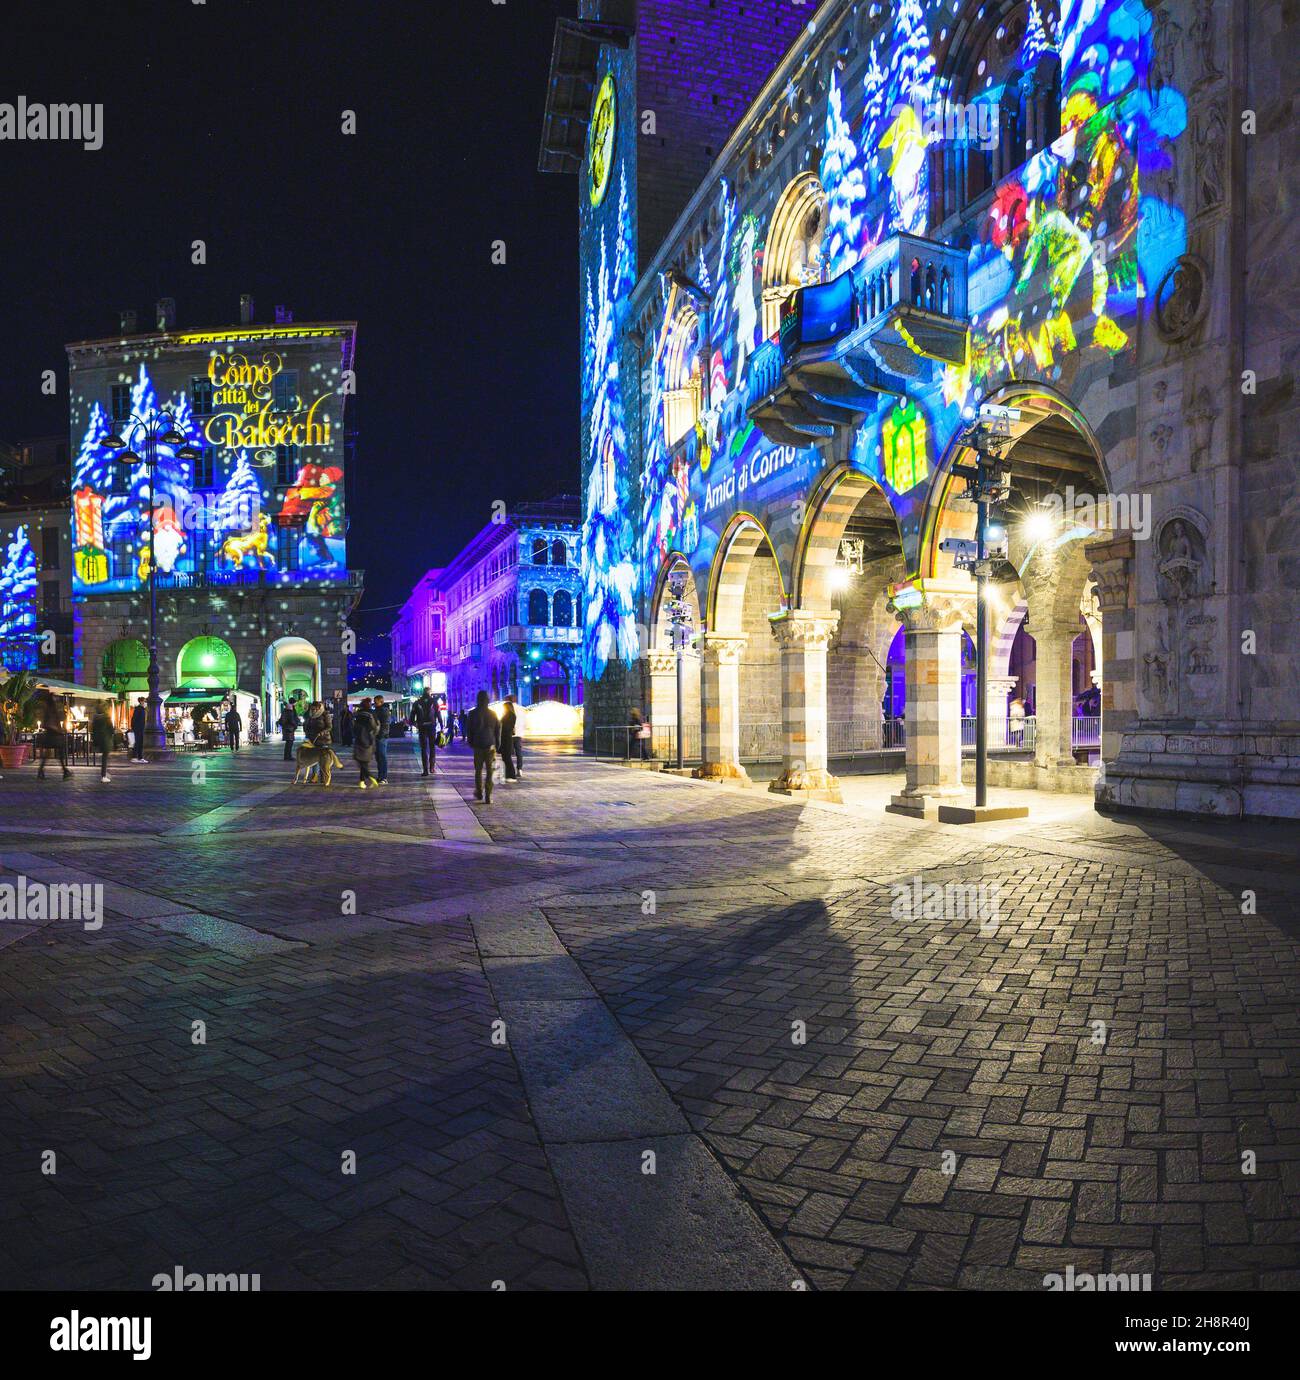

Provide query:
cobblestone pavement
left=0, top=739, right=1297, bottom=1290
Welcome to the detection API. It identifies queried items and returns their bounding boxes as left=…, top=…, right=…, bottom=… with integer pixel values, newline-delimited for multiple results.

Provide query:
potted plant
left=0, top=669, right=39, bottom=767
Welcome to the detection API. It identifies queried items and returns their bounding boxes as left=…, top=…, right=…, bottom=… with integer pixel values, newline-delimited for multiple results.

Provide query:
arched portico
left=695, top=514, right=786, bottom=784
left=263, top=636, right=321, bottom=725
left=647, top=552, right=702, bottom=762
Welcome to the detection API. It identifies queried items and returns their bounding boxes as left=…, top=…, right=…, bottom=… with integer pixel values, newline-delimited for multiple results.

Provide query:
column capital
left=699, top=634, right=748, bottom=665
left=986, top=675, right=1020, bottom=697
left=1084, top=533, right=1135, bottom=613
left=887, top=578, right=973, bottom=633
left=645, top=649, right=677, bottom=676
left=768, top=609, right=840, bottom=650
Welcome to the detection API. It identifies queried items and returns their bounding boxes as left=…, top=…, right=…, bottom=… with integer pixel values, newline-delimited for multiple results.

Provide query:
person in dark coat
left=465, top=689, right=501, bottom=804
left=499, top=696, right=520, bottom=781
left=279, top=700, right=299, bottom=760
left=409, top=688, right=443, bottom=776
left=224, top=704, right=243, bottom=751
left=91, top=702, right=115, bottom=782
left=373, top=694, right=391, bottom=783
left=340, top=702, right=354, bottom=747
left=130, top=696, right=148, bottom=763
left=304, top=700, right=331, bottom=745
left=351, top=696, right=379, bottom=788
left=36, top=691, right=72, bottom=779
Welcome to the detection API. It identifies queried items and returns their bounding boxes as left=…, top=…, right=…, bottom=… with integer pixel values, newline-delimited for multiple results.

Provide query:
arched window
left=527, top=589, right=549, bottom=626
left=532, top=537, right=548, bottom=564
left=552, top=589, right=573, bottom=627
left=933, top=1, right=1061, bottom=222
left=762, top=172, right=829, bottom=338
left=661, top=306, right=701, bottom=448
left=551, top=538, right=568, bottom=567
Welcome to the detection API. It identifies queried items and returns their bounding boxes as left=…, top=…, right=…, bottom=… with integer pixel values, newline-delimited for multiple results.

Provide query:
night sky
left=0, top=0, right=579, bottom=634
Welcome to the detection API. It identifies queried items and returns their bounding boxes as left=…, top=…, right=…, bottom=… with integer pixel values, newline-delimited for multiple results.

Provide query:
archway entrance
left=263, top=637, right=320, bottom=726
left=793, top=469, right=906, bottom=786
left=915, top=388, right=1112, bottom=804
left=696, top=518, right=785, bottom=782
left=176, top=636, right=237, bottom=691
left=648, top=554, right=702, bottom=762
left=101, top=638, right=149, bottom=697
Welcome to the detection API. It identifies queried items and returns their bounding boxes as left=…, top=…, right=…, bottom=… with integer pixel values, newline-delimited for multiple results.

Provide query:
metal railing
left=1072, top=715, right=1101, bottom=748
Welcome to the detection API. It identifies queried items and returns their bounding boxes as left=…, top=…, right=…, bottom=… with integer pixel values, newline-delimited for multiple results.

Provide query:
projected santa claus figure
left=277, top=460, right=344, bottom=565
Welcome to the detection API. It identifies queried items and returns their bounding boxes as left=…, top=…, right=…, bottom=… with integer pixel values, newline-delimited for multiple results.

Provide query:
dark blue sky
left=0, top=0, right=579, bottom=632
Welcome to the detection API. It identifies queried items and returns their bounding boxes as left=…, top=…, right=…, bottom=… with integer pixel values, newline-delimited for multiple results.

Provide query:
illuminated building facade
left=67, top=302, right=361, bottom=723
left=392, top=497, right=584, bottom=712
left=546, top=0, right=1298, bottom=819
left=0, top=438, right=73, bottom=677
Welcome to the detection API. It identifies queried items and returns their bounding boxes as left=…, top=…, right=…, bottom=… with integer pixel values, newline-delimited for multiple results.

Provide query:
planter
left=0, top=743, right=32, bottom=768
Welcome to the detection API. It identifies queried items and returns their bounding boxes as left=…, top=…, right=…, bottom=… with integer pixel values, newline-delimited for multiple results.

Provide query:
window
left=662, top=307, right=702, bottom=447
left=272, top=370, right=299, bottom=413
left=551, top=539, right=568, bottom=567
left=532, top=537, right=548, bottom=565
left=191, top=530, right=209, bottom=574
left=762, top=173, right=829, bottom=338
left=111, top=532, right=133, bottom=578
left=192, top=448, right=216, bottom=489
left=110, top=384, right=132, bottom=423
left=110, top=459, right=130, bottom=496
left=552, top=589, right=573, bottom=627
left=42, top=580, right=61, bottom=615
left=275, top=446, right=299, bottom=486
left=40, top=527, right=59, bottom=570
left=276, top=525, right=300, bottom=571
left=191, top=376, right=214, bottom=414
left=527, top=589, right=549, bottom=625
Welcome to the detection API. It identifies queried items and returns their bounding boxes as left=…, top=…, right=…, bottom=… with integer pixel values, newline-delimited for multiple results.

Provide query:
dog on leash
left=293, top=739, right=343, bottom=786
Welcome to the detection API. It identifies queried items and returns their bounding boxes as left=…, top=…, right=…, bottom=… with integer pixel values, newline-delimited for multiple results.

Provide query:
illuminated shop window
left=662, top=307, right=702, bottom=448
left=762, top=172, right=828, bottom=339
left=110, top=384, right=132, bottom=423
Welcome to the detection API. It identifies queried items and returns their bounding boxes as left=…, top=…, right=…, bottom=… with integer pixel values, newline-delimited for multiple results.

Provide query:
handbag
left=491, top=754, right=506, bottom=785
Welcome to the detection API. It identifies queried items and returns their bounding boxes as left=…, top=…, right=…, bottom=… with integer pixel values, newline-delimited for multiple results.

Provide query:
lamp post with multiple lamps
left=664, top=571, right=695, bottom=770
left=102, top=411, right=202, bottom=761
left=940, top=403, right=1028, bottom=822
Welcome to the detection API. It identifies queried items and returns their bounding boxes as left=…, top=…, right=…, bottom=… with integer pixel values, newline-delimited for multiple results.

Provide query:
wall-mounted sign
left=588, top=72, right=616, bottom=208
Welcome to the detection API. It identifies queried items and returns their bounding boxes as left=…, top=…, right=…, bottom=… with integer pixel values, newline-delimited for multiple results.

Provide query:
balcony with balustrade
left=745, top=233, right=969, bottom=447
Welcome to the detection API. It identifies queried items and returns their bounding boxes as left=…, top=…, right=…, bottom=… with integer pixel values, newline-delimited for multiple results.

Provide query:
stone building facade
left=66, top=303, right=361, bottom=724
left=392, top=498, right=584, bottom=714
left=547, top=0, right=1298, bottom=819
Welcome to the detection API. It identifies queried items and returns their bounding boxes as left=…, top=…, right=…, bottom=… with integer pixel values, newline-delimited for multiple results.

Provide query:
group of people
left=273, top=686, right=524, bottom=801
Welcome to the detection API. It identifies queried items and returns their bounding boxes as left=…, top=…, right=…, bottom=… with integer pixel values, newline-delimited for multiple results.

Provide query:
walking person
left=500, top=695, right=520, bottom=781
left=225, top=702, right=243, bottom=751
left=409, top=687, right=442, bottom=777
left=373, top=693, right=391, bottom=784
left=340, top=700, right=354, bottom=747
left=91, top=701, right=115, bottom=782
left=130, top=696, right=148, bottom=763
left=466, top=689, right=501, bottom=804
left=352, top=696, right=380, bottom=789
left=249, top=702, right=261, bottom=745
left=35, top=691, right=72, bottom=780
left=279, top=699, right=299, bottom=761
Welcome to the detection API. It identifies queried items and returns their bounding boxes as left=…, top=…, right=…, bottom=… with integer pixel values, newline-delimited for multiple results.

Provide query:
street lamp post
left=664, top=573, right=695, bottom=770
left=103, top=412, right=201, bottom=761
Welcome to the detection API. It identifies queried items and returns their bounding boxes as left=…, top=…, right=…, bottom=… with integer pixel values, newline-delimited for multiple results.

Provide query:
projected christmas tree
left=0, top=525, right=38, bottom=669
left=821, top=71, right=866, bottom=277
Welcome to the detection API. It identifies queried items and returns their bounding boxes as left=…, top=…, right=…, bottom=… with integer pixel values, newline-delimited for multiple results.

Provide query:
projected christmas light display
left=0, top=524, right=38, bottom=670
left=70, top=358, right=348, bottom=594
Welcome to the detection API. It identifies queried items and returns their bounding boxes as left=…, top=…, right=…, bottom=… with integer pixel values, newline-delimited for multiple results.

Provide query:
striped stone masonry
left=767, top=610, right=842, bottom=802
left=693, top=635, right=750, bottom=784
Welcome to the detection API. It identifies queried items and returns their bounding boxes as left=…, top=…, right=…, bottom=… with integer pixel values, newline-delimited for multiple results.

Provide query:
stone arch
left=708, top=513, right=786, bottom=637
left=649, top=550, right=702, bottom=649
left=176, top=634, right=237, bottom=691
left=647, top=551, right=703, bottom=762
left=793, top=464, right=904, bottom=615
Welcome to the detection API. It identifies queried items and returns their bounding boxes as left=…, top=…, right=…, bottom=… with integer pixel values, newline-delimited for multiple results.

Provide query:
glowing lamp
left=1022, top=510, right=1055, bottom=543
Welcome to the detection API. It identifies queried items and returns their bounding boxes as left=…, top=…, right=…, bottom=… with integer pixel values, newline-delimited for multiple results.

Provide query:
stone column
left=885, top=584, right=970, bottom=818
left=1085, top=535, right=1135, bottom=775
left=768, top=610, right=841, bottom=802
left=986, top=675, right=1019, bottom=748
left=645, top=649, right=677, bottom=758
left=693, top=635, right=749, bottom=784
left=1032, top=617, right=1081, bottom=770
